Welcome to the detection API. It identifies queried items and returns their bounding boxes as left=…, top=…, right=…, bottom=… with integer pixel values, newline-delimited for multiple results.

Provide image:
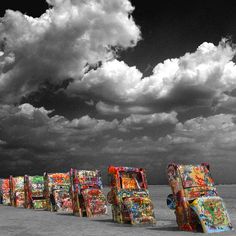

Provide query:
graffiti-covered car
left=167, top=163, right=233, bottom=233
left=107, top=166, right=156, bottom=225
left=24, top=175, right=47, bottom=209
left=9, top=176, right=25, bottom=207
left=44, top=172, right=73, bottom=212
left=0, top=178, right=11, bottom=205
left=71, top=169, right=107, bottom=217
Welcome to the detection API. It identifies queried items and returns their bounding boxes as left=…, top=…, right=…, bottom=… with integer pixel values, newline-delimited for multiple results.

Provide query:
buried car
left=167, top=163, right=233, bottom=233
left=70, top=169, right=107, bottom=217
left=9, top=176, right=25, bottom=207
left=24, top=175, right=47, bottom=209
left=0, top=178, right=11, bottom=205
left=107, top=166, right=156, bottom=225
left=44, top=172, right=73, bottom=212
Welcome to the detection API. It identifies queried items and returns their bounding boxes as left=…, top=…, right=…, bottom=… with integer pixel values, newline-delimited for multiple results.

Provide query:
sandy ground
left=0, top=185, right=236, bottom=236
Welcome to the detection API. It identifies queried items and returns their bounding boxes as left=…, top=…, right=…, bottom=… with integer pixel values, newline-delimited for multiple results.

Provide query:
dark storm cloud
left=0, top=103, right=177, bottom=179
left=20, top=79, right=99, bottom=119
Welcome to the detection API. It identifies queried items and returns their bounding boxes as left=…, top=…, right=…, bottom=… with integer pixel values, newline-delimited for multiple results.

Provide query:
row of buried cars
left=0, top=169, right=107, bottom=216
left=0, top=164, right=234, bottom=233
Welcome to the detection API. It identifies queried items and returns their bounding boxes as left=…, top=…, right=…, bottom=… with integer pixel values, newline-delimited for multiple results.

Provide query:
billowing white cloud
left=1, top=0, right=235, bottom=117
left=0, top=0, right=140, bottom=103
left=68, top=59, right=143, bottom=102
left=68, top=39, right=236, bottom=113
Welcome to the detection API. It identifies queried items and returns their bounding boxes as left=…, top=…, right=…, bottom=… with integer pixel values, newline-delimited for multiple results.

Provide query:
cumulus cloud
left=1, top=0, right=236, bottom=117
left=67, top=59, right=143, bottom=103
left=68, top=39, right=236, bottom=114
left=0, top=0, right=140, bottom=103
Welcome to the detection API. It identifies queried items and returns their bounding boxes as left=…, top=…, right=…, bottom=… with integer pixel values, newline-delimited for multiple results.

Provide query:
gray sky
left=0, top=0, right=236, bottom=184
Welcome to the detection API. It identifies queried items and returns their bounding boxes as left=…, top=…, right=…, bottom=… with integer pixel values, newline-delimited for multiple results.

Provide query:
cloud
left=1, top=0, right=236, bottom=118
left=1, top=103, right=236, bottom=184
left=103, top=112, right=236, bottom=160
left=96, top=101, right=152, bottom=115
left=119, top=111, right=178, bottom=131
left=140, top=40, right=236, bottom=105
left=211, top=93, right=236, bottom=112
left=0, top=103, right=119, bottom=153
left=68, top=115, right=119, bottom=133
left=68, top=39, right=236, bottom=114
left=0, top=139, right=7, bottom=145
left=0, top=103, right=179, bottom=179
left=6, top=104, right=236, bottom=169
left=0, top=0, right=141, bottom=103
left=67, top=59, right=142, bottom=103
left=18, top=103, right=53, bottom=116
left=1, top=1, right=236, bottom=183
left=99, top=113, right=236, bottom=183
left=159, top=113, right=236, bottom=152
left=0, top=103, right=177, bottom=152
left=102, top=136, right=167, bottom=155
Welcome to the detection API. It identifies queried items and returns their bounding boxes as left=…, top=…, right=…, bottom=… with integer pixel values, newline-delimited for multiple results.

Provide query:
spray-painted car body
left=167, top=163, right=233, bottom=233
left=0, top=178, right=11, bottom=205
left=9, top=176, right=25, bottom=207
left=70, top=169, right=107, bottom=217
left=107, top=166, right=156, bottom=225
left=24, top=175, right=47, bottom=209
left=44, top=172, right=73, bottom=212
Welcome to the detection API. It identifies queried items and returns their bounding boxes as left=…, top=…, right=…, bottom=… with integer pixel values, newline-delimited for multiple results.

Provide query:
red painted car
left=107, top=166, right=156, bottom=225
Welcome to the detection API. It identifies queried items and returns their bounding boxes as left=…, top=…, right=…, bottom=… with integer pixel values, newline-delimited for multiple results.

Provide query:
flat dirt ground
left=0, top=185, right=236, bottom=236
